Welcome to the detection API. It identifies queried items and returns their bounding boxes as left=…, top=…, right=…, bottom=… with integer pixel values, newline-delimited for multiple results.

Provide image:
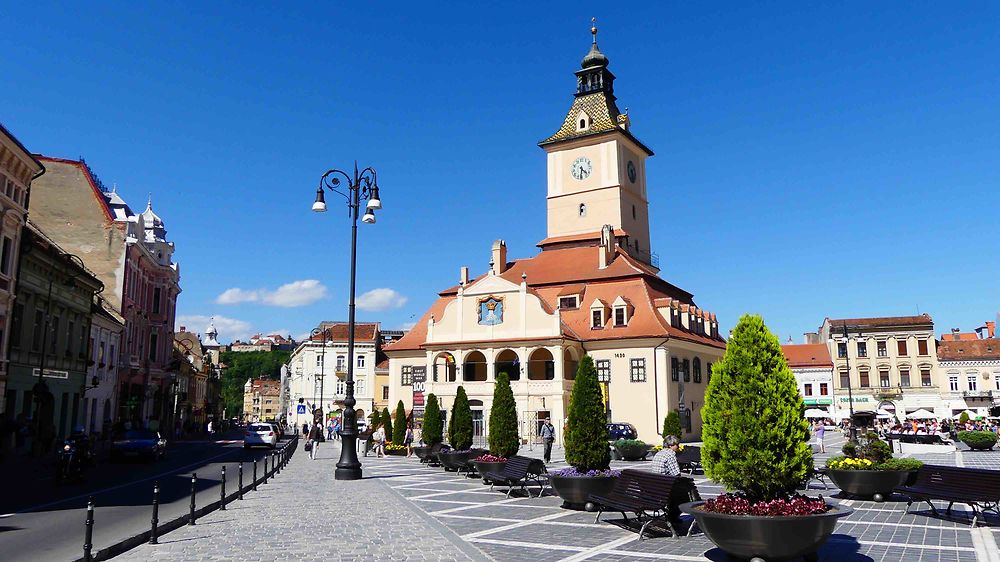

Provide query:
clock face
left=627, top=161, right=637, bottom=183
left=570, top=156, right=592, bottom=181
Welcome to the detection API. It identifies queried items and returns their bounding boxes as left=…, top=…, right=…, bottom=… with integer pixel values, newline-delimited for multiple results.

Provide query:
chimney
left=491, top=240, right=507, bottom=275
left=460, top=266, right=469, bottom=285
left=598, top=224, right=615, bottom=269
left=803, top=332, right=820, bottom=344
left=988, top=321, right=997, bottom=339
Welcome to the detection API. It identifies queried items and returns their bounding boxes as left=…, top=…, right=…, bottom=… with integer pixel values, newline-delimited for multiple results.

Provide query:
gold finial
left=591, top=17, right=598, bottom=43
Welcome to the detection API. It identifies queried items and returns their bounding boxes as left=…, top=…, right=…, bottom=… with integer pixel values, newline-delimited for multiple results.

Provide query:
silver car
left=244, top=423, right=278, bottom=449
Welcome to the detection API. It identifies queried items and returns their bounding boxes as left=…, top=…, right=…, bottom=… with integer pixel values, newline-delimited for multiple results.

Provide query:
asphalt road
left=0, top=433, right=294, bottom=562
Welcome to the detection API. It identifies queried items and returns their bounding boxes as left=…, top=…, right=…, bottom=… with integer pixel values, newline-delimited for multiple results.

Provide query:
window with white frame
left=316, top=354, right=324, bottom=367
left=629, top=358, right=646, bottom=382
left=382, top=386, right=389, bottom=400
left=336, top=355, right=346, bottom=371
left=995, top=373, right=1000, bottom=391
left=671, top=357, right=679, bottom=381
left=967, top=373, right=978, bottom=392
left=356, top=379, right=366, bottom=396
left=949, top=375, right=959, bottom=392
left=595, top=359, right=611, bottom=382
left=336, top=380, right=346, bottom=395
left=803, top=383, right=813, bottom=396
left=591, top=309, right=603, bottom=329
left=613, top=306, right=627, bottom=327
left=558, top=296, right=578, bottom=310
left=401, top=365, right=413, bottom=386
left=357, top=355, right=366, bottom=368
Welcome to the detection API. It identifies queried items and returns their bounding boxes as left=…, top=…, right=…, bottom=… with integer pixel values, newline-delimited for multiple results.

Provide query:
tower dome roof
left=581, top=20, right=609, bottom=68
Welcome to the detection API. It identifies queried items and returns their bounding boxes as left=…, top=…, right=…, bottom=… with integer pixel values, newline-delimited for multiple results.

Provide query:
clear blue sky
left=3, top=3, right=998, bottom=343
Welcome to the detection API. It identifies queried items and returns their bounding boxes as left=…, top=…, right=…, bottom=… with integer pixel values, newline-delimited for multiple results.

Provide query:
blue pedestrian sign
left=297, top=404, right=307, bottom=414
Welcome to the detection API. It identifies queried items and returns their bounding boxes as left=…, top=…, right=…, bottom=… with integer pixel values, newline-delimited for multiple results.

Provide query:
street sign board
left=296, top=404, right=306, bottom=414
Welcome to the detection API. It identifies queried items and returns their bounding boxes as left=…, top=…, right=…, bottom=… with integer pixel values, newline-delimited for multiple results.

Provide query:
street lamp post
left=310, top=328, right=328, bottom=426
left=842, top=322, right=857, bottom=441
left=312, top=161, right=381, bottom=481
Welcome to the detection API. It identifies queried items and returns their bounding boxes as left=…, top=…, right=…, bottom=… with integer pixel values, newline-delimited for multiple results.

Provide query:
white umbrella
left=876, top=408, right=895, bottom=419
left=952, top=409, right=978, bottom=419
left=804, top=408, right=828, bottom=418
left=906, top=409, right=937, bottom=420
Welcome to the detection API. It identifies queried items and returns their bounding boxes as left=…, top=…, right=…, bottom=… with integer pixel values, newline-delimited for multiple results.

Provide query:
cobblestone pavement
left=116, top=440, right=487, bottom=562
left=366, top=434, right=1000, bottom=562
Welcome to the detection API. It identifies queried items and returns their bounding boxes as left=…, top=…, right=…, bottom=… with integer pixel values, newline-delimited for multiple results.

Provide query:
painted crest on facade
left=478, top=296, right=504, bottom=326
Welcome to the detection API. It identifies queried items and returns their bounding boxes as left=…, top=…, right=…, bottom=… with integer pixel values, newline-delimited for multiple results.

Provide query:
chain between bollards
left=238, top=462, right=244, bottom=500
left=189, top=473, right=197, bottom=525
left=220, top=465, right=227, bottom=510
left=83, top=496, right=94, bottom=562
left=149, top=480, right=160, bottom=544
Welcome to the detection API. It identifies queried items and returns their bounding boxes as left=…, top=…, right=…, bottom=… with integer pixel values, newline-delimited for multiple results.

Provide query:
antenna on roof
left=111, top=182, right=117, bottom=193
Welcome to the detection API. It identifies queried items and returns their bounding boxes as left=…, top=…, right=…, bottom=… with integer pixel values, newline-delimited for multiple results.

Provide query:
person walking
left=302, top=422, right=308, bottom=437
left=540, top=418, right=556, bottom=464
left=326, top=419, right=334, bottom=441
left=332, top=417, right=341, bottom=440
left=404, top=424, right=415, bottom=457
left=307, top=422, right=322, bottom=460
left=371, top=425, right=386, bottom=458
left=813, top=419, right=826, bottom=453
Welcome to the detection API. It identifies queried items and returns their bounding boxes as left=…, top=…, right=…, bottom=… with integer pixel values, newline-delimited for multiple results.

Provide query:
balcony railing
left=962, top=390, right=994, bottom=399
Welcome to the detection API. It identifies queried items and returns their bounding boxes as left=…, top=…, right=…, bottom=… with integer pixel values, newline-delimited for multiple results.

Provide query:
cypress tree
left=422, top=394, right=443, bottom=446
left=488, top=372, right=520, bottom=458
left=381, top=407, right=393, bottom=441
left=702, top=314, right=812, bottom=501
left=392, top=400, right=407, bottom=445
left=565, top=355, right=610, bottom=471
left=368, top=411, right=380, bottom=430
left=448, top=386, right=473, bottom=450
left=662, top=410, right=682, bottom=441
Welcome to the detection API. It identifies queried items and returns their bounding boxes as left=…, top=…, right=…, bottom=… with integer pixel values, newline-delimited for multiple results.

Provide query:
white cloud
left=215, top=279, right=328, bottom=308
left=400, top=321, right=416, bottom=331
left=356, top=288, right=409, bottom=312
left=175, top=315, right=253, bottom=343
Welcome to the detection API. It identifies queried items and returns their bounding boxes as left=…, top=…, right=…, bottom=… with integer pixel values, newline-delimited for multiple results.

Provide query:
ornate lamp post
left=842, top=322, right=857, bottom=441
left=310, top=327, right=328, bottom=426
left=312, top=162, right=381, bottom=480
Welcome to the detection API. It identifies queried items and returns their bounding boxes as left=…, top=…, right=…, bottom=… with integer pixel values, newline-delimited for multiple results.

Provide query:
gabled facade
left=781, top=343, right=834, bottom=411
left=386, top=29, right=726, bottom=443
left=937, top=336, right=1000, bottom=418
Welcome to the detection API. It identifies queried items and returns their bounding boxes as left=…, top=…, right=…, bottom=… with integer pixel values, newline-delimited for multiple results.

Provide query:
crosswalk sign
left=297, top=404, right=307, bottom=414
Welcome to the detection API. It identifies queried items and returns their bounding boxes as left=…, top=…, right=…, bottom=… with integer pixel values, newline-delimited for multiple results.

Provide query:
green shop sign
left=804, top=398, right=833, bottom=405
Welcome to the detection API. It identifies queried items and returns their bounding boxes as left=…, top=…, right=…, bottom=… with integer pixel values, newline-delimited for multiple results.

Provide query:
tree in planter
left=959, top=411, right=970, bottom=424
left=488, top=372, right=519, bottom=458
left=702, top=314, right=812, bottom=501
left=448, top=386, right=473, bottom=450
left=422, top=394, right=443, bottom=446
left=565, top=355, right=611, bottom=471
left=381, top=407, right=393, bottom=441
left=392, top=400, right=407, bottom=445
left=662, top=410, right=682, bottom=441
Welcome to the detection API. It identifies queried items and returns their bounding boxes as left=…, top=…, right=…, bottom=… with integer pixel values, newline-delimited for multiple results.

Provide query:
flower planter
left=438, top=450, right=476, bottom=471
left=385, top=447, right=407, bottom=456
left=473, top=460, right=507, bottom=483
left=615, top=444, right=652, bottom=461
left=413, top=446, right=433, bottom=462
left=680, top=501, right=852, bottom=562
left=549, top=475, right=618, bottom=510
left=826, top=469, right=915, bottom=501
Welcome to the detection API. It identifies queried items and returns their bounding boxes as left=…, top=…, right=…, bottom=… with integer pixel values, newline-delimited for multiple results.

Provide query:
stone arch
left=463, top=350, right=488, bottom=382
left=563, top=348, right=579, bottom=380
left=433, top=352, right=457, bottom=383
left=528, top=348, right=555, bottom=380
left=495, top=349, right=520, bottom=381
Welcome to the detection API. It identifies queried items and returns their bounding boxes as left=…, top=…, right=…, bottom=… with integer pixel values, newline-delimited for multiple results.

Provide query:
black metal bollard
left=252, top=459, right=257, bottom=491
left=263, top=454, right=269, bottom=484
left=150, top=481, right=160, bottom=544
left=238, top=462, right=244, bottom=500
left=83, top=496, right=94, bottom=562
left=188, top=473, right=197, bottom=525
left=220, top=466, right=227, bottom=510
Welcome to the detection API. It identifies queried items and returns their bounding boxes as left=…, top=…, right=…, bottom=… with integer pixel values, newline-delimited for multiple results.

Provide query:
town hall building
left=385, top=27, right=726, bottom=444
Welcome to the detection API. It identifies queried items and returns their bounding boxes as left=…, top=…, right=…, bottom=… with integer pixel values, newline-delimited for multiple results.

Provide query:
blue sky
left=2, top=3, right=998, bottom=343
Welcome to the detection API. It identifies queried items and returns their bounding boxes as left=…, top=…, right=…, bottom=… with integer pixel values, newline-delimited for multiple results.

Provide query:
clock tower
left=538, top=22, right=655, bottom=268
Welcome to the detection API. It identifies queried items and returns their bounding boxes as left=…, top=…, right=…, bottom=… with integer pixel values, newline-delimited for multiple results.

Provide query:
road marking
left=461, top=511, right=571, bottom=539
left=468, top=537, right=585, bottom=552
left=556, top=534, right=638, bottom=561
left=971, top=527, right=1000, bottom=562
left=5, top=447, right=239, bottom=516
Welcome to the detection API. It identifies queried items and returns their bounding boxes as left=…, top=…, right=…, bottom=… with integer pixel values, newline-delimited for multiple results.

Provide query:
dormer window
left=559, top=295, right=579, bottom=310
left=576, top=111, right=592, bottom=132
left=591, top=309, right=603, bottom=329
left=611, top=296, right=631, bottom=327
left=579, top=203, right=587, bottom=217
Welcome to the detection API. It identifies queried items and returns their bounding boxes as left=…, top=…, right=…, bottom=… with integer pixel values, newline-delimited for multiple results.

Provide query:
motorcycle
left=56, top=435, right=92, bottom=483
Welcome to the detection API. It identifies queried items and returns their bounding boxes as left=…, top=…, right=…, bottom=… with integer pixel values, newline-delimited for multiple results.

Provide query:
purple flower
left=551, top=467, right=622, bottom=478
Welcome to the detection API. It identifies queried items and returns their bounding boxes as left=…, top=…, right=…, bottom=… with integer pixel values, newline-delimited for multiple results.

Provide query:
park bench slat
left=896, top=464, right=1000, bottom=526
left=483, top=456, right=547, bottom=498
left=587, top=469, right=700, bottom=540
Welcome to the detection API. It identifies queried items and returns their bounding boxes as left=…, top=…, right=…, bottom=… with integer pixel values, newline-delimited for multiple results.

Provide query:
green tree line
left=220, top=350, right=290, bottom=418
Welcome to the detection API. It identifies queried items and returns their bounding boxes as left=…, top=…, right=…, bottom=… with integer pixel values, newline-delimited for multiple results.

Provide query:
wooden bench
left=588, top=469, right=701, bottom=540
left=886, top=433, right=949, bottom=445
left=676, top=446, right=702, bottom=474
left=896, top=464, right=1000, bottom=526
left=483, top=456, right=547, bottom=498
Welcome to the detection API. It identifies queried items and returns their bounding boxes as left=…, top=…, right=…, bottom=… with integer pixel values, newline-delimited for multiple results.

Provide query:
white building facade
left=782, top=343, right=834, bottom=415
left=82, top=301, right=124, bottom=435
left=937, top=338, right=1000, bottom=419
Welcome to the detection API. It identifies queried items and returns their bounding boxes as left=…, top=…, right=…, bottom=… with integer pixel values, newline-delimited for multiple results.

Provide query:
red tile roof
left=937, top=339, right=1000, bottom=361
left=536, top=229, right=629, bottom=248
left=311, top=322, right=379, bottom=342
left=781, top=344, right=833, bottom=368
left=940, top=332, right=979, bottom=341
left=827, top=314, right=933, bottom=329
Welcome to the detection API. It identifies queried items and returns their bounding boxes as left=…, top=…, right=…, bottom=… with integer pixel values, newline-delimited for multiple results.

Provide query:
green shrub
left=488, top=372, right=520, bottom=458
left=565, top=355, right=611, bottom=472
left=368, top=411, right=381, bottom=430
left=448, top=386, right=473, bottom=450
left=958, top=430, right=998, bottom=450
left=842, top=441, right=857, bottom=457
left=959, top=411, right=970, bottom=424
left=614, top=439, right=648, bottom=461
left=392, top=401, right=407, bottom=445
left=422, top=394, right=443, bottom=446
left=381, top=407, right=392, bottom=440
left=701, top=314, right=812, bottom=501
left=662, top=410, right=682, bottom=441
left=879, top=457, right=924, bottom=471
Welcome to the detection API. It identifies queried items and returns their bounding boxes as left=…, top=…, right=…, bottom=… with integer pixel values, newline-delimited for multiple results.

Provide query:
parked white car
left=244, top=423, right=278, bottom=449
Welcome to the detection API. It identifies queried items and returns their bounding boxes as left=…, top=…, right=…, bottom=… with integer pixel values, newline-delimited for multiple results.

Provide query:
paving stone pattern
left=116, top=441, right=487, bottom=562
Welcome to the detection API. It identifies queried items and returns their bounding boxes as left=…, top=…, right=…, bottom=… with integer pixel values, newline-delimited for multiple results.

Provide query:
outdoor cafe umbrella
left=876, top=408, right=895, bottom=419
left=952, top=409, right=978, bottom=419
left=804, top=408, right=828, bottom=418
left=906, top=409, right=937, bottom=420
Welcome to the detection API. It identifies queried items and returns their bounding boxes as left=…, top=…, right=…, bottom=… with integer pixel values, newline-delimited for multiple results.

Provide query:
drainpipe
left=653, top=338, right=670, bottom=438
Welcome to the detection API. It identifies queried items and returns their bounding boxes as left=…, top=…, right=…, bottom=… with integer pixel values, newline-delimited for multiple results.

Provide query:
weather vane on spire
left=591, top=17, right=598, bottom=43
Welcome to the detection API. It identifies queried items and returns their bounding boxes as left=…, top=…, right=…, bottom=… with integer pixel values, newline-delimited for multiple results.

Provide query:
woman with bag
left=307, top=423, right=322, bottom=460
left=404, top=424, right=415, bottom=457
left=371, top=425, right=386, bottom=458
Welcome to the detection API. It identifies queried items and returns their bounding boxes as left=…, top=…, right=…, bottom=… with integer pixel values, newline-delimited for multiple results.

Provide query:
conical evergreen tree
left=368, top=411, right=381, bottom=430
left=565, top=355, right=610, bottom=471
left=448, top=386, right=473, bottom=450
left=380, top=407, right=393, bottom=441
left=392, top=400, right=407, bottom=445
left=422, top=394, right=443, bottom=446
left=488, top=372, right=520, bottom=458
left=702, top=314, right=812, bottom=500
left=662, top=410, right=682, bottom=441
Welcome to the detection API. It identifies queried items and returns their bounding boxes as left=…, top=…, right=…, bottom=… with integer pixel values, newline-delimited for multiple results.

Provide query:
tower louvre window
left=579, top=203, right=586, bottom=217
